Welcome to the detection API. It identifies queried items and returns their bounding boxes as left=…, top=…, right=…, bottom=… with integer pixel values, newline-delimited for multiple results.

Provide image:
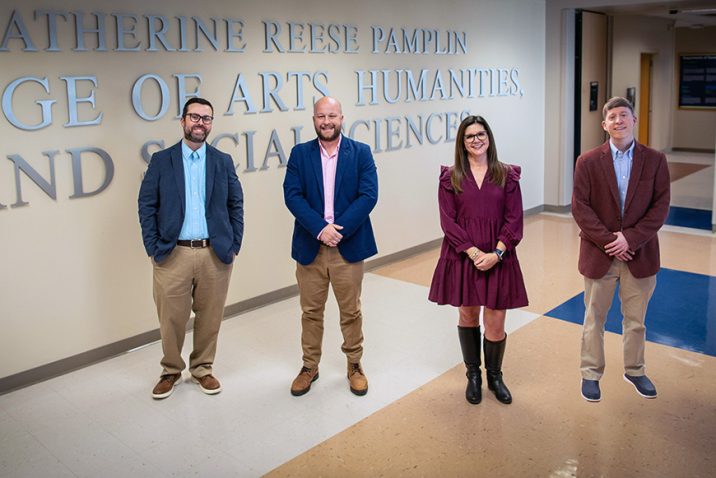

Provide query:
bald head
left=313, top=96, right=344, bottom=143
left=314, top=96, right=342, bottom=115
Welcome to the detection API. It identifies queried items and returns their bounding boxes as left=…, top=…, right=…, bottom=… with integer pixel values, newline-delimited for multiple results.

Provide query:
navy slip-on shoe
left=624, top=374, right=657, bottom=398
left=581, top=379, right=601, bottom=402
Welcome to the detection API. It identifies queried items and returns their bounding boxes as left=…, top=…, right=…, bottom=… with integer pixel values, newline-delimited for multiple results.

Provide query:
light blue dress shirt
left=609, top=139, right=634, bottom=216
left=178, top=142, right=209, bottom=240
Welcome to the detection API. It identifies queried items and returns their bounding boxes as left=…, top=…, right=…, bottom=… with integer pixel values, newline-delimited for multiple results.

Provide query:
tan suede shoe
left=348, top=363, right=368, bottom=396
left=291, top=366, right=319, bottom=396
left=152, top=373, right=182, bottom=400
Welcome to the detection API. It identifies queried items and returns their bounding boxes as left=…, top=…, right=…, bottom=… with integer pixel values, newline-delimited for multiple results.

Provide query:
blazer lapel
left=170, top=142, right=186, bottom=215
left=597, top=143, right=621, bottom=212
left=205, top=145, right=217, bottom=205
left=623, top=142, right=645, bottom=213
left=334, top=137, right=351, bottom=198
left=310, top=139, right=325, bottom=199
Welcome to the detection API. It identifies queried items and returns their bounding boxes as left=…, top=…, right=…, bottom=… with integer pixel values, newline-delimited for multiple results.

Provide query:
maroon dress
left=428, top=165, right=528, bottom=309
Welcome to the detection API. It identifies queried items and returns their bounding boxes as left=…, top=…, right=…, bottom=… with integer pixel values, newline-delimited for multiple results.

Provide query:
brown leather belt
left=177, top=239, right=210, bottom=248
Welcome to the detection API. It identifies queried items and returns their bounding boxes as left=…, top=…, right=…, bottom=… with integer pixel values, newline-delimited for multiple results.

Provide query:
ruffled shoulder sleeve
left=439, top=165, right=454, bottom=191
left=507, top=164, right=521, bottom=182
left=497, top=164, right=524, bottom=250
left=504, top=164, right=521, bottom=191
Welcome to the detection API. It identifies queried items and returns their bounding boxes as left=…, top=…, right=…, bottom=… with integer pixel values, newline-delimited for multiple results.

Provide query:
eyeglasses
left=185, top=113, right=214, bottom=124
left=464, top=131, right=488, bottom=142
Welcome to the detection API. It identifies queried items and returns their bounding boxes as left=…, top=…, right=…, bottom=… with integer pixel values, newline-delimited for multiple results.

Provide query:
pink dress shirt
left=319, top=136, right=341, bottom=224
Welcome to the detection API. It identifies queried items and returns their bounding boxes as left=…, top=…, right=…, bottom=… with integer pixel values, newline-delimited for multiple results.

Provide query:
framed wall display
left=678, top=54, right=716, bottom=109
left=626, top=87, right=636, bottom=106
left=589, top=81, right=599, bottom=111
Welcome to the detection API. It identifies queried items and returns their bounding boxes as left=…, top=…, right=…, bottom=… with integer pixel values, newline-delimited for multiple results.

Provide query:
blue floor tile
left=665, top=206, right=712, bottom=230
left=546, top=268, right=716, bottom=357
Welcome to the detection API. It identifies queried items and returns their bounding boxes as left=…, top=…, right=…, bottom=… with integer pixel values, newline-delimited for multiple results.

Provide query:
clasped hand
left=319, top=223, right=344, bottom=247
left=604, top=231, right=634, bottom=261
left=468, top=248, right=498, bottom=271
left=474, top=251, right=499, bottom=271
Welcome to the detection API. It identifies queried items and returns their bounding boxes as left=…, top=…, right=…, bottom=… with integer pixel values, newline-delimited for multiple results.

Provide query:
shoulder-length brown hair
left=451, top=115, right=507, bottom=192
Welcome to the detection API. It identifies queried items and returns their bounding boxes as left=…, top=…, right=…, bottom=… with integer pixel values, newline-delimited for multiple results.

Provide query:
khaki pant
left=152, top=246, right=233, bottom=377
left=580, top=260, right=656, bottom=380
left=296, top=245, right=365, bottom=368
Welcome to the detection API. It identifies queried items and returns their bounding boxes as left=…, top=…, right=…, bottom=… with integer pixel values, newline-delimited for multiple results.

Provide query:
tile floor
left=1, top=152, right=715, bottom=477
left=666, top=151, right=714, bottom=229
left=0, top=272, right=539, bottom=477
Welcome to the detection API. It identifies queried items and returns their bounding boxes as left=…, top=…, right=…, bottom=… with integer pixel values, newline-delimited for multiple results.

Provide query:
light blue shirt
left=609, top=139, right=634, bottom=216
left=178, top=142, right=209, bottom=240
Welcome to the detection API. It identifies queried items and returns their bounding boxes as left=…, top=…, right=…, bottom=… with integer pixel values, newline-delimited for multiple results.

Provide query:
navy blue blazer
left=138, top=141, right=244, bottom=264
left=283, top=136, right=378, bottom=265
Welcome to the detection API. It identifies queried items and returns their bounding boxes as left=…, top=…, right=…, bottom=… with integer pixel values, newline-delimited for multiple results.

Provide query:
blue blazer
left=283, top=136, right=378, bottom=265
left=138, top=141, right=244, bottom=264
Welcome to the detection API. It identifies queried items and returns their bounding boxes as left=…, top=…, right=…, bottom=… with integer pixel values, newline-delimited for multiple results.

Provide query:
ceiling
left=597, top=1, right=716, bottom=27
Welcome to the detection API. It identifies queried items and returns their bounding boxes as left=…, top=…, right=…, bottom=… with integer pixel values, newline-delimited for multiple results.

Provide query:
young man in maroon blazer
left=572, top=97, right=670, bottom=402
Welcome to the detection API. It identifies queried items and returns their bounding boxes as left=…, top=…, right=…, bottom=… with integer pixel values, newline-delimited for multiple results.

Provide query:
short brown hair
left=602, top=96, right=634, bottom=119
left=182, top=97, right=213, bottom=117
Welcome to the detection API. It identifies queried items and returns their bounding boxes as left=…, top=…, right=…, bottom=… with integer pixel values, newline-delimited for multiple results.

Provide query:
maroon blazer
left=572, top=141, right=670, bottom=279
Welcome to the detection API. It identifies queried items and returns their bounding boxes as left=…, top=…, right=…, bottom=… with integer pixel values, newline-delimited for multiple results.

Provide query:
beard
left=315, top=124, right=341, bottom=142
left=184, top=124, right=209, bottom=143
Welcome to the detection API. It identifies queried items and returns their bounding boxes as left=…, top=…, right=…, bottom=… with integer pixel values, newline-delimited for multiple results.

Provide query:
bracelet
left=493, top=249, right=504, bottom=261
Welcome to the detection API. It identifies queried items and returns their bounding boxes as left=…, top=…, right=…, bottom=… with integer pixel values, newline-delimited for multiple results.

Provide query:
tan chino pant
left=152, top=246, right=233, bottom=377
left=296, top=245, right=365, bottom=368
left=580, top=259, right=656, bottom=380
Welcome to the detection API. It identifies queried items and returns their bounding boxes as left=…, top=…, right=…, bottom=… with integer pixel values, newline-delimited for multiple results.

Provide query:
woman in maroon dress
left=429, top=115, right=528, bottom=405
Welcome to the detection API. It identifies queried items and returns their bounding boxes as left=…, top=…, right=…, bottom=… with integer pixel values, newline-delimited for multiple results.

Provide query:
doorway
left=638, top=53, right=653, bottom=146
left=573, top=10, right=608, bottom=164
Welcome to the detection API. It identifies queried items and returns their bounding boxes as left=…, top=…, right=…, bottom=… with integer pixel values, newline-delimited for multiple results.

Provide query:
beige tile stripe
left=267, top=214, right=716, bottom=477
left=267, top=317, right=716, bottom=477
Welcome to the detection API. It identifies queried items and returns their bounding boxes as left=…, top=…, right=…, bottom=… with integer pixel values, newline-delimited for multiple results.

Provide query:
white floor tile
left=0, top=429, right=59, bottom=477
left=670, top=165, right=714, bottom=210
left=30, top=416, right=164, bottom=478
left=1, top=385, right=86, bottom=434
left=0, top=273, right=539, bottom=477
left=0, top=452, right=74, bottom=478
left=666, top=151, right=715, bottom=166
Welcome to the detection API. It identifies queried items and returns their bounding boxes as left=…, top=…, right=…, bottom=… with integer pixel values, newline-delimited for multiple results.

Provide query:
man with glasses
left=138, top=97, right=244, bottom=399
left=283, top=96, right=378, bottom=397
left=572, top=97, right=669, bottom=402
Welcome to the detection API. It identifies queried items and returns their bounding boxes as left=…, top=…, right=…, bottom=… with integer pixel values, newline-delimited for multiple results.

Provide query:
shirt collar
left=318, top=135, right=342, bottom=159
left=182, top=141, right=207, bottom=161
left=609, top=139, right=635, bottom=160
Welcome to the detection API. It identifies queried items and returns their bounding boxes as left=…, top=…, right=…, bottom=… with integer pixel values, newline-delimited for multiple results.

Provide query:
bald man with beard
left=283, top=97, right=379, bottom=397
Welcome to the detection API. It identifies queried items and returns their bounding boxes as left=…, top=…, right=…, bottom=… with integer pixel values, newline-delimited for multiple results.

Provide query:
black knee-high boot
left=484, top=334, right=512, bottom=404
left=458, top=326, right=482, bottom=404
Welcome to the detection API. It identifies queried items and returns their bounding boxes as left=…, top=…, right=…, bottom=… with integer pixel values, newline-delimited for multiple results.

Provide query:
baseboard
left=0, top=287, right=300, bottom=396
left=671, top=147, right=715, bottom=154
left=542, top=204, right=572, bottom=214
left=0, top=204, right=565, bottom=395
left=365, top=238, right=443, bottom=272
left=0, top=329, right=161, bottom=395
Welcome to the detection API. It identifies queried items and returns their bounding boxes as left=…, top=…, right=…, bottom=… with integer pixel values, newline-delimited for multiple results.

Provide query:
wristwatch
left=493, top=249, right=504, bottom=261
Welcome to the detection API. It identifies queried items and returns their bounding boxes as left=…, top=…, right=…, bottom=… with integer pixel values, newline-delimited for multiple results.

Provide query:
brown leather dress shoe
left=291, top=366, right=319, bottom=396
left=348, top=363, right=368, bottom=396
left=152, top=373, right=182, bottom=399
left=191, top=374, right=222, bottom=395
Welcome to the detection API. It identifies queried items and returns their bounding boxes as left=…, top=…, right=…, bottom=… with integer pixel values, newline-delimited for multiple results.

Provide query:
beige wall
left=673, top=26, right=716, bottom=150
left=0, top=0, right=546, bottom=379
left=544, top=0, right=704, bottom=208
left=611, top=15, right=675, bottom=152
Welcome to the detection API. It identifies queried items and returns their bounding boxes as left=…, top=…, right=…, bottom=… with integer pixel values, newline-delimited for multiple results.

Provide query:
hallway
left=2, top=213, right=714, bottom=477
